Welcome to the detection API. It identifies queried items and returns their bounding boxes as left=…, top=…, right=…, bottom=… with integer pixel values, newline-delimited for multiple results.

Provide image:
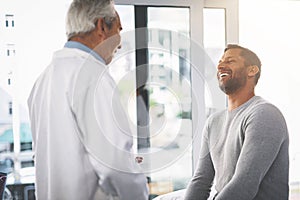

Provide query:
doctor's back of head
left=65, top=0, right=123, bottom=64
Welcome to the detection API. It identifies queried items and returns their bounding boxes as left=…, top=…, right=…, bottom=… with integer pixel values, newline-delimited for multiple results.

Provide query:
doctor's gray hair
left=66, top=0, right=116, bottom=40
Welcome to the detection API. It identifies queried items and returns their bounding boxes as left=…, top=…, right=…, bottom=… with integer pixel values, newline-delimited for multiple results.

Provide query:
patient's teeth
left=220, top=73, right=229, bottom=77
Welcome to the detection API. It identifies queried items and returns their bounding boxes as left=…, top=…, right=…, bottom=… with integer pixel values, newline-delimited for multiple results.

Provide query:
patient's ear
left=248, top=65, right=259, bottom=77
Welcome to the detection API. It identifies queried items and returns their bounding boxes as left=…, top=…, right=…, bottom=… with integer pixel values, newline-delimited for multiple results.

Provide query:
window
left=114, top=1, right=237, bottom=198
left=147, top=7, right=192, bottom=196
left=6, top=44, right=16, bottom=57
left=8, top=71, right=12, bottom=86
left=203, top=8, right=227, bottom=116
left=113, top=5, right=193, bottom=199
left=8, top=102, right=12, bottom=115
left=5, top=14, right=14, bottom=28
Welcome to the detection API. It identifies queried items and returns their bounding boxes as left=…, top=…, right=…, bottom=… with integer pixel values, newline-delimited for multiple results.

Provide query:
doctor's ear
left=95, top=18, right=105, bottom=34
left=248, top=65, right=259, bottom=77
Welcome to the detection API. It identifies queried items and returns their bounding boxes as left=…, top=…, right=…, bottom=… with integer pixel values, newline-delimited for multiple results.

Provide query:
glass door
left=110, top=0, right=238, bottom=198
left=111, top=5, right=193, bottom=198
left=146, top=7, right=192, bottom=197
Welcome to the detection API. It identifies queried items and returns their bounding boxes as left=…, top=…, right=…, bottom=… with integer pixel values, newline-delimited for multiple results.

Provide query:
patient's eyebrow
left=219, top=56, right=236, bottom=63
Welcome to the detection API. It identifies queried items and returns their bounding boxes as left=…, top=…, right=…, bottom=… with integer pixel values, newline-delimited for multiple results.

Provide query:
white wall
left=239, top=0, right=300, bottom=183
left=0, top=0, right=71, bottom=108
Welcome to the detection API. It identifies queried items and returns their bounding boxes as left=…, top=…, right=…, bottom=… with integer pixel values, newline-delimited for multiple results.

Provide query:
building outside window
left=6, top=44, right=16, bottom=57
left=5, top=14, right=14, bottom=28
left=8, top=102, right=12, bottom=115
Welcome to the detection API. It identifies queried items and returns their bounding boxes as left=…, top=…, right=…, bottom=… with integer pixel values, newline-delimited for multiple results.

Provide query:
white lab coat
left=28, top=47, right=149, bottom=200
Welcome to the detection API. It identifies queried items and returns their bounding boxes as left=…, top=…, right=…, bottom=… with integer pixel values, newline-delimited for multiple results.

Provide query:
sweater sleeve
left=215, top=104, right=288, bottom=200
left=184, top=122, right=215, bottom=200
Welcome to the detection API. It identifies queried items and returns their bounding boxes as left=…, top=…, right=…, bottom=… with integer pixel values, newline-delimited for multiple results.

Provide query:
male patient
left=184, top=44, right=289, bottom=200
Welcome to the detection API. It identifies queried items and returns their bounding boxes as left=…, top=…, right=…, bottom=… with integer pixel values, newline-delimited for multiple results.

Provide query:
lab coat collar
left=64, top=41, right=105, bottom=64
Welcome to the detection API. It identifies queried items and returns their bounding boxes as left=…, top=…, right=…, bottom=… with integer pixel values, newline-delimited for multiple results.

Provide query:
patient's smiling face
left=217, top=48, right=248, bottom=95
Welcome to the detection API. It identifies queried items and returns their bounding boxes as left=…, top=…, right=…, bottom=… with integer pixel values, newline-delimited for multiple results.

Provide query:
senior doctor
left=27, top=0, right=149, bottom=199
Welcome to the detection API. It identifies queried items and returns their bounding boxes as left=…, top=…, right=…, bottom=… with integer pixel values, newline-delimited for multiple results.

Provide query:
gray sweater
left=184, top=96, right=289, bottom=200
